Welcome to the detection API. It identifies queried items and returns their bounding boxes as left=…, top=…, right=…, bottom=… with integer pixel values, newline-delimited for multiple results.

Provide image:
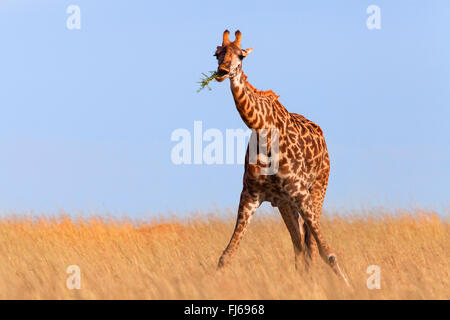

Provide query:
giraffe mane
left=241, top=72, right=280, bottom=101
left=240, top=71, right=322, bottom=136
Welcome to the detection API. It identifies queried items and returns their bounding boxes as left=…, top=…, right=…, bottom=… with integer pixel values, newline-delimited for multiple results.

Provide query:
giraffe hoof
left=327, top=254, right=336, bottom=265
left=217, top=256, right=229, bottom=270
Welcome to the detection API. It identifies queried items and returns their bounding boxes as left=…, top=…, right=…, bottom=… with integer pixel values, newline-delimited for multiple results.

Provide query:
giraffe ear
left=241, top=48, right=254, bottom=58
left=214, top=46, right=222, bottom=56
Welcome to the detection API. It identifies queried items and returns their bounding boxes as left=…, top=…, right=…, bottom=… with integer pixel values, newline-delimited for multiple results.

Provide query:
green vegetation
left=197, top=71, right=218, bottom=92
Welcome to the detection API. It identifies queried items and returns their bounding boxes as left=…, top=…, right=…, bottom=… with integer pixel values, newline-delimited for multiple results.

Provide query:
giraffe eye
left=238, top=54, right=244, bottom=60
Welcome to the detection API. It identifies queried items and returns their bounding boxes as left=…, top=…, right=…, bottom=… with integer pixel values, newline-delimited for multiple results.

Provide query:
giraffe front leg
left=217, top=191, right=260, bottom=269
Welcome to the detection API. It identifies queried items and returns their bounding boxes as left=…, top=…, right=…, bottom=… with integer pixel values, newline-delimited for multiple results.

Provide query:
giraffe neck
left=229, top=69, right=286, bottom=129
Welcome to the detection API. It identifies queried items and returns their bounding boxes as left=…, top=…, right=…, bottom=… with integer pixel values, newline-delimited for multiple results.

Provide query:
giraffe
left=213, top=30, right=349, bottom=286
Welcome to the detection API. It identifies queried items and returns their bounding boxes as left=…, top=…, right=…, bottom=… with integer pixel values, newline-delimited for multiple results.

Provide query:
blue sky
left=0, top=1, right=449, bottom=217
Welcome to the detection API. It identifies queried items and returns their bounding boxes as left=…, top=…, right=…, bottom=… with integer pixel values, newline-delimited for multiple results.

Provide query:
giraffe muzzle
left=216, top=68, right=230, bottom=82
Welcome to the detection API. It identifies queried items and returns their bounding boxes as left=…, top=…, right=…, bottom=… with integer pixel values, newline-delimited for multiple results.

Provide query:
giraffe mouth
left=215, top=69, right=229, bottom=82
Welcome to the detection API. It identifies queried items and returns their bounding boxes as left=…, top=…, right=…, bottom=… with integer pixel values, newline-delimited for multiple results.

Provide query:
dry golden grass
left=0, top=209, right=448, bottom=299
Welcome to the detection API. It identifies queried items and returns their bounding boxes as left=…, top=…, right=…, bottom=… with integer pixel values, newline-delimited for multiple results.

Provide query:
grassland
left=0, top=209, right=448, bottom=299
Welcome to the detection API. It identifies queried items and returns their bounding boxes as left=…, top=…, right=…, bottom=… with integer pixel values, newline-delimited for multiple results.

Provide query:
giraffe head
left=214, top=30, right=254, bottom=82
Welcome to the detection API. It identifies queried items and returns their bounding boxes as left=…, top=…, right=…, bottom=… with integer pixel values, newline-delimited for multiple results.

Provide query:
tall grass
left=0, top=209, right=448, bottom=299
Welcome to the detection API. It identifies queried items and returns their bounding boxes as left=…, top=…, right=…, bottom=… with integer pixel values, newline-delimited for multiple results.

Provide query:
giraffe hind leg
left=303, top=178, right=324, bottom=268
left=278, top=204, right=306, bottom=270
left=296, top=194, right=350, bottom=286
left=303, top=222, right=318, bottom=269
